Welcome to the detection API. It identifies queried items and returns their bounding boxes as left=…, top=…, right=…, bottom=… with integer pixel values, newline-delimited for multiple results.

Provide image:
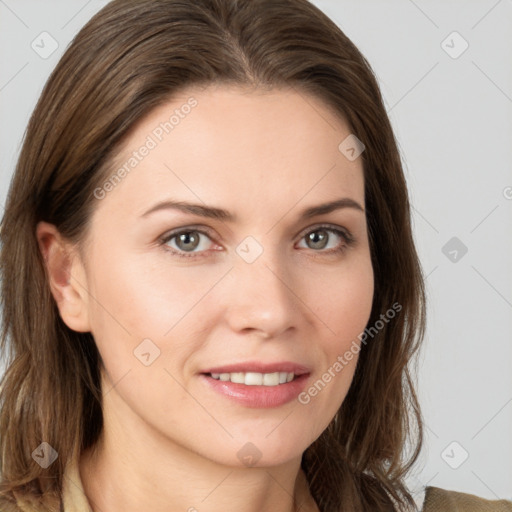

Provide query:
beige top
left=61, top=457, right=93, bottom=512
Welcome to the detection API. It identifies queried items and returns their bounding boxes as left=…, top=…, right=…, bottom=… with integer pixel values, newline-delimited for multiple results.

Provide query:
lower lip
left=200, top=374, right=309, bottom=408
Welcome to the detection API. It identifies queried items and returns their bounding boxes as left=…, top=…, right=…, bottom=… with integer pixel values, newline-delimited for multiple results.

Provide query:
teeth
left=245, top=372, right=263, bottom=385
left=231, top=372, right=245, bottom=384
left=262, top=372, right=279, bottom=386
left=209, top=371, right=296, bottom=386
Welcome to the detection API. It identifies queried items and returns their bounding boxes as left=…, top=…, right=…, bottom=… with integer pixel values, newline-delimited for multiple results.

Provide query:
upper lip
left=201, top=361, right=311, bottom=375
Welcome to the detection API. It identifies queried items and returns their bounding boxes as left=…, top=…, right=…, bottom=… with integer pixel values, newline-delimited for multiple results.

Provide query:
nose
left=222, top=247, right=299, bottom=339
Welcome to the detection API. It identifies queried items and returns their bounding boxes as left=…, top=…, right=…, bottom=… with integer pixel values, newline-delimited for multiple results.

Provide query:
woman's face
left=75, top=84, right=374, bottom=467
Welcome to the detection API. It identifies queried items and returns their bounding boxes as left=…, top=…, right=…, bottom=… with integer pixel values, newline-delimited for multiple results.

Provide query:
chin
left=198, top=427, right=318, bottom=469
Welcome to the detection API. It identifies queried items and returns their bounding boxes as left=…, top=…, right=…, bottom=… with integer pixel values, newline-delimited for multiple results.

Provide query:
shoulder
left=422, top=486, right=512, bottom=512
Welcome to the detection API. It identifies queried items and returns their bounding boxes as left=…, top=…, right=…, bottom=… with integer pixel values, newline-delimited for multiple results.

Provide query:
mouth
left=199, top=362, right=310, bottom=408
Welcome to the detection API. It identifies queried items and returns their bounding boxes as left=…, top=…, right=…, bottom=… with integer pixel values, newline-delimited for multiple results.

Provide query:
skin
left=37, top=84, right=374, bottom=512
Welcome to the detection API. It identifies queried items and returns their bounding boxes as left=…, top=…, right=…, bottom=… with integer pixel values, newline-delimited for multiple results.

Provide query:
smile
left=200, top=362, right=311, bottom=408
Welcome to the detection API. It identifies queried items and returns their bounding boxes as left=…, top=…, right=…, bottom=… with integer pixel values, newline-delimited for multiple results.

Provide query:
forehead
left=96, top=84, right=365, bottom=220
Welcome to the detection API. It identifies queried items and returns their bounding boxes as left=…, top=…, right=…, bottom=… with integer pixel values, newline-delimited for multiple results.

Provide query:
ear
left=36, top=221, right=91, bottom=333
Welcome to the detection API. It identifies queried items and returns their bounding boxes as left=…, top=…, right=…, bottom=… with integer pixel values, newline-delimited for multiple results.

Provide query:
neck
left=79, top=386, right=318, bottom=512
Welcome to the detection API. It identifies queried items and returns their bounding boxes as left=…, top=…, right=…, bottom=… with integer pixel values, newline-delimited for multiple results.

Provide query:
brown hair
left=0, top=0, right=426, bottom=510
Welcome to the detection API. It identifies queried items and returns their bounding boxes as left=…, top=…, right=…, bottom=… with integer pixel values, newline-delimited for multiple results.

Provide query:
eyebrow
left=141, top=197, right=364, bottom=221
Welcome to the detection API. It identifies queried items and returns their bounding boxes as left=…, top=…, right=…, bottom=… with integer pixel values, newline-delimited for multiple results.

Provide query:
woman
left=0, top=1, right=510, bottom=511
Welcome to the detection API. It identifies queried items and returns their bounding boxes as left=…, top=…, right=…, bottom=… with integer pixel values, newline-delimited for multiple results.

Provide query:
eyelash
left=159, top=224, right=356, bottom=260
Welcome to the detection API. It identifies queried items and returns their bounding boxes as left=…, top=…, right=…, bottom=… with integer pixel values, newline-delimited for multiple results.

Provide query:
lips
left=199, top=361, right=311, bottom=408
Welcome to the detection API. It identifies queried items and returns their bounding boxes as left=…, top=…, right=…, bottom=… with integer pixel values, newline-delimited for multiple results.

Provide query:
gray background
left=1, top=0, right=511, bottom=505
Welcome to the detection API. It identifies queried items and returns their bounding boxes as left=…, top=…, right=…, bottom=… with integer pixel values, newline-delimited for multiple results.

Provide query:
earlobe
left=36, top=221, right=91, bottom=333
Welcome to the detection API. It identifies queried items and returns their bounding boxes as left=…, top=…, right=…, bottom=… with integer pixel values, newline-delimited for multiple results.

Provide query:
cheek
left=85, top=248, right=219, bottom=338
left=83, top=247, right=231, bottom=384
left=308, top=254, right=374, bottom=343
left=295, top=256, right=373, bottom=426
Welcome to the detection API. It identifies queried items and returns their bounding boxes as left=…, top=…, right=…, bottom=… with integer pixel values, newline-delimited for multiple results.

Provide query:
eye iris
left=176, top=231, right=200, bottom=252
left=307, top=229, right=328, bottom=250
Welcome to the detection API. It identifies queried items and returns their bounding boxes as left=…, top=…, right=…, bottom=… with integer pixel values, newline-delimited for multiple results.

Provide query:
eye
left=160, top=228, right=216, bottom=257
left=296, top=225, right=354, bottom=255
left=159, top=224, right=355, bottom=259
